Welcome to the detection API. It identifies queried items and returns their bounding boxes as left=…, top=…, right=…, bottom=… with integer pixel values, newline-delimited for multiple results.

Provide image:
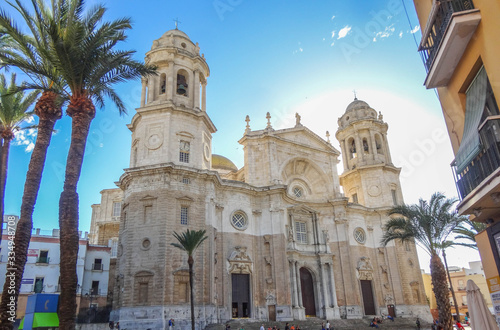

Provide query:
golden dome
left=212, top=154, right=238, bottom=172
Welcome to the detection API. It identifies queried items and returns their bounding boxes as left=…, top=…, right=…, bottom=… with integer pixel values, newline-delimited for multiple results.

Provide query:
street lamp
left=85, top=292, right=96, bottom=323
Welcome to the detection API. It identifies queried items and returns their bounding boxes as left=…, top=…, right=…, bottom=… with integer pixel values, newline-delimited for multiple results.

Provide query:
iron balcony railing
left=453, top=118, right=500, bottom=200
left=419, top=0, right=475, bottom=72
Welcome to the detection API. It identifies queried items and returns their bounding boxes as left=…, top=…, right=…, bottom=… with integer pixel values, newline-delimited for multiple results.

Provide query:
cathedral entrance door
left=360, top=280, right=376, bottom=315
left=268, top=305, right=276, bottom=321
left=232, top=274, right=250, bottom=318
left=299, top=268, right=316, bottom=316
left=387, top=304, right=396, bottom=318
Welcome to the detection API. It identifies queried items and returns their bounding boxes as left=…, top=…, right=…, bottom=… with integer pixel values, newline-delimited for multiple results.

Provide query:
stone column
left=147, top=75, right=155, bottom=104
left=167, top=63, right=174, bottom=100
left=354, top=132, right=364, bottom=162
left=369, top=131, right=377, bottom=160
left=328, top=263, right=338, bottom=307
left=320, top=262, right=330, bottom=309
left=201, top=82, right=207, bottom=111
left=141, top=78, right=147, bottom=107
left=341, top=139, right=349, bottom=171
left=383, top=133, right=393, bottom=164
left=295, top=262, right=303, bottom=307
left=290, top=259, right=299, bottom=307
left=194, top=70, right=200, bottom=109
left=189, top=69, right=195, bottom=108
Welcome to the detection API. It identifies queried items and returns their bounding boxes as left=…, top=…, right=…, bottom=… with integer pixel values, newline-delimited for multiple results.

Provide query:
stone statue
left=295, top=112, right=302, bottom=126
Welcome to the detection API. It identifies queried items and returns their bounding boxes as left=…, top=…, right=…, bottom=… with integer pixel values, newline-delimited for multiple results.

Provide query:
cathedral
left=88, top=28, right=431, bottom=329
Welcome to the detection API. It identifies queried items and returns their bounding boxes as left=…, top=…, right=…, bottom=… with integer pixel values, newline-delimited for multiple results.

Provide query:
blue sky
left=5, top=0, right=479, bottom=271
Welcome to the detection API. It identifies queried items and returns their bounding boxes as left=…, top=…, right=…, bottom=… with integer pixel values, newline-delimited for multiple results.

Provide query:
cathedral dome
left=161, top=29, right=190, bottom=40
left=212, top=154, right=238, bottom=172
left=345, top=99, right=370, bottom=113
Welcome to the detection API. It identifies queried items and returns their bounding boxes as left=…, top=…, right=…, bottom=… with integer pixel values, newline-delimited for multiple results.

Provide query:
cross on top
left=353, top=89, right=357, bottom=100
left=173, top=18, right=182, bottom=30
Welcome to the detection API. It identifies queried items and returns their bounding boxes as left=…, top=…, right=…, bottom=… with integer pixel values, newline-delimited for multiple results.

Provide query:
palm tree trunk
left=59, top=97, right=95, bottom=330
left=0, top=137, right=12, bottom=245
left=430, top=253, right=453, bottom=330
left=443, top=249, right=460, bottom=323
left=189, top=257, right=195, bottom=330
left=0, top=93, right=61, bottom=329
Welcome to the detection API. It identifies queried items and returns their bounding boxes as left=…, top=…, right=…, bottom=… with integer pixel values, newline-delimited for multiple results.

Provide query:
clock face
left=180, top=141, right=190, bottom=151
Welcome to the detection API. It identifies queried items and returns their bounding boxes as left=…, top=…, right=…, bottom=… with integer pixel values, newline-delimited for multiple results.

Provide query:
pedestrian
left=115, top=322, right=120, bottom=330
left=456, top=321, right=465, bottom=330
left=321, top=322, right=325, bottom=330
left=169, top=318, right=175, bottom=330
left=326, top=320, right=330, bottom=330
left=416, top=317, right=421, bottom=329
left=285, top=323, right=290, bottom=330
left=260, top=324, right=265, bottom=330
left=109, top=321, right=114, bottom=329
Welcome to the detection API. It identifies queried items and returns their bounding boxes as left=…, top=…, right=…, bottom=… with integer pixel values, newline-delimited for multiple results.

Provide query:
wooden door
left=268, top=305, right=276, bottom=321
left=232, top=274, right=250, bottom=318
left=387, top=304, right=396, bottom=317
left=360, top=280, right=376, bottom=315
left=300, top=268, right=316, bottom=316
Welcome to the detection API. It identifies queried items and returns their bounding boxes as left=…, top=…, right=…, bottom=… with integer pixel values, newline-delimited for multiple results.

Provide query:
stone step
left=204, top=317, right=432, bottom=330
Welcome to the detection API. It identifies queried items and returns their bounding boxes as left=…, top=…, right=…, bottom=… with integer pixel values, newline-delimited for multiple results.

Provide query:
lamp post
left=85, top=292, right=96, bottom=323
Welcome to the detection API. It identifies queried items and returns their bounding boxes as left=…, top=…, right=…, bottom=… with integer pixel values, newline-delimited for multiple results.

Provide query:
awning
left=18, top=313, right=59, bottom=329
left=454, top=67, right=487, bottom=173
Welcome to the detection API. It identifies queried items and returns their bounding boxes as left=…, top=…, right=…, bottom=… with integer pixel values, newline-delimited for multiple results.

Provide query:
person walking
left=326, top=320, right=330, bottom=330
left=168, top=318, right=175, bottom=330
left=416, top=317, right=421, bottom=329
left=260, top=325, right=265, bottom=330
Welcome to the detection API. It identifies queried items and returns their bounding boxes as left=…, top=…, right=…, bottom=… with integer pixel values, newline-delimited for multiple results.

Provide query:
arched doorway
left=231, top=274, right=250, bottom=318
left=300, top=267, right=316, bottom=316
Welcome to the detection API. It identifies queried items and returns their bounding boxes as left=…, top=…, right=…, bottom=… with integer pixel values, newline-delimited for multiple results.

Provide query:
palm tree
left=171, top=229, right=208, bottom=330
left=2, top=0, right=155, bottom=327
left=39, top=1, right=154, bottom=327
left=0, top=72, right=39, bottom=242
left=0, top=2, right=66, bottom=327
left=453, top=218, right=487, bottom=249
left=381, top=192, right=465, bottom=330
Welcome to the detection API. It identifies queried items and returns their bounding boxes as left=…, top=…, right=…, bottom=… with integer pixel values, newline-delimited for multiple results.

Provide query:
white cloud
left=373, top=24, right=395, bottom=41
left=13, top=128, right=38, bottom=153
left=299, top=48, right=303, bottom=52
left=399, top=31, right=403, bottom=38
left=330, top=42, right=335, bottom=46
left=411, top=25, right=420, bottom=34
left=337, top=26, right=351, bottom=39
left=331, top=30, right=335, bottom=38
left=331, top=15, right=336, bottom=20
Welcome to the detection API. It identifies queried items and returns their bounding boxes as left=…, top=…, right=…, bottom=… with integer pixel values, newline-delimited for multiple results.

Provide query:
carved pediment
left=357, top=256, right=374, bottom=281
left=227, top=246, right=253, bottom=274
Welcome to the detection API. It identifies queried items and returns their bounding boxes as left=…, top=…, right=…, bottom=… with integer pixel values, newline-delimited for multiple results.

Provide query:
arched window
left=176, top=70, right=189, bottom=96
left=362, top=138, right=369, bottom=154
left=375, top=134, right=383, bottom=155
left=348, top=138, right=356, bottom=159
left=159, top=73, right=166, bottom=94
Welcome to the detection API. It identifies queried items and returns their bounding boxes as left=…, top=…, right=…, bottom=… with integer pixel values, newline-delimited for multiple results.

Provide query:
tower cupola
left=336, top=98, right=392, bottom=172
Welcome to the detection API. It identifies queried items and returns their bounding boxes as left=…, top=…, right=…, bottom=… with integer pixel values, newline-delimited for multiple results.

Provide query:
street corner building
left=88, top=29, right=432, bottom=329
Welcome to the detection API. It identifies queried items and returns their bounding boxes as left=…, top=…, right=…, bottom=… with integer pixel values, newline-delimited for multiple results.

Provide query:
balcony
left=453, top=117, right=500, bottom=220
left=419, top=0, right=481, bottom=88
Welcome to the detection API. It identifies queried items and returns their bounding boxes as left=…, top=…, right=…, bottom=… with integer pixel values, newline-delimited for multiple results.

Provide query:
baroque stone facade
left=90, top=29, right=431, bottom=329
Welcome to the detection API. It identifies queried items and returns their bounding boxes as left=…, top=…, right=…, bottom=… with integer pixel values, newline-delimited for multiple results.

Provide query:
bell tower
left=336, top=99, right=402, bottom=208
left=128, top=28, right=216, bottom=170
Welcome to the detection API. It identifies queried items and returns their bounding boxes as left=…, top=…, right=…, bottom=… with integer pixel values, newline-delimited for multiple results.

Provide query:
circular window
left=181, top=42, right=187, bottom=48
left=141, top=238, right=151, bottom=250
left=231, top=211, right=248, bottom=231
left=353, top=227, right=366, bottom=244
left=293, top=187, right=303, bottom=198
